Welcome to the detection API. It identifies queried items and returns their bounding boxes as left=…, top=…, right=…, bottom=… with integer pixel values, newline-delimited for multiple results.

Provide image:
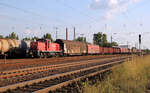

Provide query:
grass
left=83, top=55, right=150, bottom=93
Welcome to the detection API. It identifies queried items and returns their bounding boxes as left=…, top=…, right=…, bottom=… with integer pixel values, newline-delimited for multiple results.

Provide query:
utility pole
left=127, top=41, right=129, bottom=48
left=135, top=43, right=137, bottom=49
left=139, top=34, right=141, bottom=50
left=74, top=27, right=76, bottom=40
left=55, top=27, right=58, bottom=40
left=111, top=36, right=113, bottom=43
left=66, top=27, right=68, bottom=40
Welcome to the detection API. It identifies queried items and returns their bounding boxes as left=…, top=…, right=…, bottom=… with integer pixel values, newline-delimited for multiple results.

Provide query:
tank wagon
left=0, top=39, right=20, bottom=57
left=131, top=47, right=137, bottom=54
left=19, top=40, right=32, bottom=57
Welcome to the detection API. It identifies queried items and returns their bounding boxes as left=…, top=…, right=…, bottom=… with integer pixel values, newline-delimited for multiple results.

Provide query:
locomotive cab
left=30, top=39, right=61, bottom=58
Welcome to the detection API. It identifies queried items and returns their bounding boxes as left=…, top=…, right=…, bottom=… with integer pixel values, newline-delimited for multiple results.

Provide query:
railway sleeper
left=0, top=58, right=128, bottom=88
left=0, top=57, right=128, bottom=80
left=1, top=60, right=125, bottom=93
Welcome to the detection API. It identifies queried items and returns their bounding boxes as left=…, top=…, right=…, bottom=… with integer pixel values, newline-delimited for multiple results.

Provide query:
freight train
left=29, top=39, right=140, bottom=58
left=0, top=38, right=141, bottom=58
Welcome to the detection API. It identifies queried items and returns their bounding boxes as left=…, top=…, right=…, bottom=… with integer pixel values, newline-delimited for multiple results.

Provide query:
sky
left=0, top=0, right=150, bottom=49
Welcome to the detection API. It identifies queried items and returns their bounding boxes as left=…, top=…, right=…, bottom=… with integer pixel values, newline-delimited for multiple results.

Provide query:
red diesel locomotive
left=30, top=39, right=61, bottom=57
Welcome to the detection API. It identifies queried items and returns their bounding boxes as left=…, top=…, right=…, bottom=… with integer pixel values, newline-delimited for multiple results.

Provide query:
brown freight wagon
left=103, top=47, right=109, bottom=54
left=108, top=47, right=113, bottom=54
left=87, top=44, right=100, bottom=54
left=55, top=39, right=87, bottom=55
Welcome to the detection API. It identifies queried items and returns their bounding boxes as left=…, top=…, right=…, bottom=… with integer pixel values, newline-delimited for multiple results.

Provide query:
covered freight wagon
left=19, top=40, right=32, bottom=57
left=103, top=47, right=109, bottom=54
left=113, top=47, right=120, bottom=54
left=99, top=46, right=103, bottom=54
left=87, top=44, right=100, bottom=54
left=120, top=48, right=129, bottom=54
left=55, top=39, right=87, bottom=55
left=108, top=47, right=113, bottom=54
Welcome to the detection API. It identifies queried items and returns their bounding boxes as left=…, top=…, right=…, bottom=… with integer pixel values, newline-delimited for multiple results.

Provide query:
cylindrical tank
left=20, top=40, right=32, bottom=56
left=0, top=39, right=9, bottom=54
left=21, top=40, right=31, bottom=50
left=7, top=39, right=20, bottom=48
left=0, top=39, right=20, bottom=54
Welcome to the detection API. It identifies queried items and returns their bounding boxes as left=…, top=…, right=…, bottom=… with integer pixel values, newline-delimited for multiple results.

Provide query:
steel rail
left=0, top=59, right=127, bottom=93
left=0, top=56, right=127, bottom=79
left=0, top=55, right=121, bottom=64
left=34, top=67, right=115, bottom=93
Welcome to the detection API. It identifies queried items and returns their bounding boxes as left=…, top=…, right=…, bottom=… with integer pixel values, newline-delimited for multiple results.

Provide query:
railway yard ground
left=0, top=54, right=148, bottom=93
left=0, top=0, right=149, bottom=92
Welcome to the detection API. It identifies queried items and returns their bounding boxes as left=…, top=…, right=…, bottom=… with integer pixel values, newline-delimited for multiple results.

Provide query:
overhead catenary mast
left=139, top=34, right=141, bottom=50
left=55, top=27, right=58, bottom=40
left=74, top=27, right=76, bottom=40
left=66, top=27, right=68, bottom=40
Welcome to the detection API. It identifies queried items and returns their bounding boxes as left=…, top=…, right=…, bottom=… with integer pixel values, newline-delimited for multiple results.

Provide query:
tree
left=93, top=32, right=107, bottom=46
left=111, top=42, right=118, bottom=46
left=5, top=32, right=19, bottom=40
left=103, top=42, right=118, bottom=47
left=32, top=36, right=40, bottom=40
left=102, top=33, right=108, bottom=46
left=93, top=32, right=103, bottom=46
left=23, top=37, right=31, bottom=40
left=76, top=37, right=86, bottom=42
left=0, top=35, right=3, bottom=39
left=143, top=49, right=150, bottom=54
left=43, top=33, right=53, bottom=42
left=93, top=32, right=118, bottom=47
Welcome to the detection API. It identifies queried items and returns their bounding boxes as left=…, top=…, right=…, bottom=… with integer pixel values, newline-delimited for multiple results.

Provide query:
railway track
left=0, top=58, right=115, bottom=79
left=0, top=55, right=125, bottom=71
left=0, top=56, right=125, bottom=79
left=0, top=56, right=131, bottom=93
left=0, top=56, right=128, bottom=87
left=0, top=55, right=120, bottom=64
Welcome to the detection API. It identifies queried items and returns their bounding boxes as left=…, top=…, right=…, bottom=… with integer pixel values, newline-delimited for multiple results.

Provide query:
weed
left=84, top=55, right=150, bottom=93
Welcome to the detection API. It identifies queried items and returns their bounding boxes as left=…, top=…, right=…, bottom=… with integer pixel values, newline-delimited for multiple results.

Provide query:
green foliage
left=43, top=33, right=53, bottom=42
left=93, top=32, right=104, bottom=46
left=93, top=32, right=108, bottom=47
left=23, top=33, right=53, bottom=41
left=111, top=42, right=118, bottom=46
left=102, top=33, right=107, bottom=44
left=143, top=49, right=150, bottom=54
left=23, top=37, right=31, bottom=40
left=0, top=35, right=3, bottom=39
left=23, top=37, right=39, bottom=41
left=32, top=36, right=40, bottom=40
left=5, top=32, right=19, bottom=40
left=93, top=32, right=118, bottom=47
left=76, top=37, right=86, bottom=42
left=104, top=42, right=118, bottom=47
